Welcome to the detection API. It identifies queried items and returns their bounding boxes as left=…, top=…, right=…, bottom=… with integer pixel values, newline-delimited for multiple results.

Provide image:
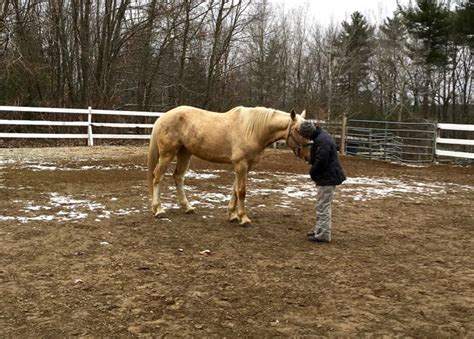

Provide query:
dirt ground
left=0, top=146, right=473, bottom=337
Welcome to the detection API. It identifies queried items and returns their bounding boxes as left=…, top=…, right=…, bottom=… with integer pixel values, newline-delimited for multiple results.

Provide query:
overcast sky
left=270, top=0, right=410, bottom=27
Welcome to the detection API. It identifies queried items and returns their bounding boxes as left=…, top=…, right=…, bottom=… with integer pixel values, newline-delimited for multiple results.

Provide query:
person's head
left=298, top=120, right=317, bottom=139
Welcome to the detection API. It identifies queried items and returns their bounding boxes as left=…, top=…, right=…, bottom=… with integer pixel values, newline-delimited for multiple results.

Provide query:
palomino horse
left=147, top=105, right=312, bottom=225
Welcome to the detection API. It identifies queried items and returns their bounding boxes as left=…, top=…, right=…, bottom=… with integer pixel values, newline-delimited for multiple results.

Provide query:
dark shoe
left=307, top=235, right=330, bottom=243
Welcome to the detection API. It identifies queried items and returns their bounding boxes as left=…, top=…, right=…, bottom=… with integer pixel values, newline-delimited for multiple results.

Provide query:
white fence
left=1, top=105, right=473, bottom=161
left=0, top=106, right=163, bottom=146
left=436, top=123, right=474, bottom=160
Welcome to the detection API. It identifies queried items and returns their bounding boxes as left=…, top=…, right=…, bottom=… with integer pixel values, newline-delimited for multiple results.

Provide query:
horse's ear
left=290, top=109, right=296, bottom=120
left=301, top=109, right=306, bottom=118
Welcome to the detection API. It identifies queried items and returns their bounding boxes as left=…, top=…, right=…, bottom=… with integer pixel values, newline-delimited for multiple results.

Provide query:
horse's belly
left=192, top=150, right=232, bottom=164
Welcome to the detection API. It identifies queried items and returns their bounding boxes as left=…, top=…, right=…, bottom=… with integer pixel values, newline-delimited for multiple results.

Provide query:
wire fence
left=346, top=120, right=437, bottom=163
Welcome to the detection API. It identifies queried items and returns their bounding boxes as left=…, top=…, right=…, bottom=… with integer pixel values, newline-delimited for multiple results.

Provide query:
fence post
left=87, top=106, right=94, bottom=146
left=340, top=114, right=347, bottom=155
left=433, top=123, right=438, bottom=162
left=369, top=130, right=373, bottom=158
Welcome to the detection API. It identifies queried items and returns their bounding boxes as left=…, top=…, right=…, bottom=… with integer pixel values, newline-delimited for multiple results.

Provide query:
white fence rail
left=0, top=106, right=163, bottom=146
left=1, top=106, right=473, bottom=162
left=435, top=123, right=474, bottom=160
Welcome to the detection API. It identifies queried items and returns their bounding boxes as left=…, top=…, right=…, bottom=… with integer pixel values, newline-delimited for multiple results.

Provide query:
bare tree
left=72, top=0, right=92, bottom=107
left=203, top=0, right=248, bottom=109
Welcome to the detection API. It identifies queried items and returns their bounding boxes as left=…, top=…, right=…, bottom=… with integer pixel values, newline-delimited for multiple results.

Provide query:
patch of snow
left=79, top=165, right=145, bottom=171
left=340, top=176, right=472, bottom=201
left=2, top=163, right=472, bottom=223
left=49, top=192, right=105, bottom=211
left=0, top=159, right=15, bottom=164
left=275, top=204, right=293, bottom=209
left=196, top=192, right=229, bottom=203
left=11, top=162, right=146, bottom=172
left=22, top=202, right=53, bottom=212
left=26, top=164, right=59, bottom=171
left=249, top=178, right=270, bottom=183
left=0, top=216, right=15, bottom=221
left=56, top=210, right=88, bottom=220
left=185, top=170, right=220, bottom=180
left=0, top=214, right=55, bottom=223
left=114, top=208, right=141, bottom=215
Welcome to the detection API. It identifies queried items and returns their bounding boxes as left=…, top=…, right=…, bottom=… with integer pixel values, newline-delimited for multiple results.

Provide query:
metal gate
left=346, top=120, right=436, bottom=163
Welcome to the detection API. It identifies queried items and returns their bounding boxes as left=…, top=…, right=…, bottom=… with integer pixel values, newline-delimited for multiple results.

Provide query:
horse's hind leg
left=174, top=147, right=195, bottom=214
left=152, top=152, right=174, bottom=217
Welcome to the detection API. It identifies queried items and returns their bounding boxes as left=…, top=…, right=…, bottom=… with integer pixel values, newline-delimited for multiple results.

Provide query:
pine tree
left=452, top=0, right=474, bottom=51
left=399, top=0, right=452, bottom=119
left=400, top=0, right=451, bottom=66
left=333, top=11, right=374, bottom=117
left=377, top=14, right=410, bottom=120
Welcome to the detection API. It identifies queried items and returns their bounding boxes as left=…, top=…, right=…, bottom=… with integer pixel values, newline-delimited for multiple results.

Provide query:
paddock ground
left=0, top=146, right=473, bottom=337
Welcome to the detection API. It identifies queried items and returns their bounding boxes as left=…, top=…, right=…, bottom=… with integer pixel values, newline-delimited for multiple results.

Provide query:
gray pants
left=313, top=185, right=335, bottom=242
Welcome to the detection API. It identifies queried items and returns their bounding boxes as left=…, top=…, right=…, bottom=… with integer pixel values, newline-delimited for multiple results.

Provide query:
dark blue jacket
left=308, top=127, right=346, bottom=186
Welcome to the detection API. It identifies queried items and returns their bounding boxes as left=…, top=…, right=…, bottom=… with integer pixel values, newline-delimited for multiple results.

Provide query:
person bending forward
left=298, top=121, right=346, bottom=242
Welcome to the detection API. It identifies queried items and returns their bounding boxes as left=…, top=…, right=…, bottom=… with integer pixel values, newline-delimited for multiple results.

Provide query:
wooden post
left=340, top=114, right=347, bottom=155
left=87, top=106, right=94, bottom=146
left=433, top=123, right=439, bottom=163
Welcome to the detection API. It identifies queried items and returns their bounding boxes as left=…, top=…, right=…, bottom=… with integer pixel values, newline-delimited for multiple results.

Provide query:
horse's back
left=166, top=105, right=212, bottom=116
left=152, top=106, right=239, bottom=162
left=151, top=105, right=285, bottom=164
left=156, top=106, right=230, bottom=128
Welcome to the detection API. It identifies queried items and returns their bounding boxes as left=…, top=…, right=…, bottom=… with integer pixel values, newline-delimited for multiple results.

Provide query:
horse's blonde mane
left=239, top=107, right=283, bottom=139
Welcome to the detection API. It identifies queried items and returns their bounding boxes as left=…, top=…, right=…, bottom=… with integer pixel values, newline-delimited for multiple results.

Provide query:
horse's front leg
left=227, top=179, right=238, bottom=222
left=174, top=149, right=195, bottom=214
left=235, top=162, right=251, bottom=225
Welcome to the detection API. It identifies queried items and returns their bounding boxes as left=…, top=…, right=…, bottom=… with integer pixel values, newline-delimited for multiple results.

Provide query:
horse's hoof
left=154, top=211, right=166, bottom=218
left=185, top=207, right=196, bottom=214
left=228, top=215, right=239, bottom=223
left=239, top=217, right=252, bottom=226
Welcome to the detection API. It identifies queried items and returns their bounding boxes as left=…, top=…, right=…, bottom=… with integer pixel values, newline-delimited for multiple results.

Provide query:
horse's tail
left=147, top=126, right=160, bottom=205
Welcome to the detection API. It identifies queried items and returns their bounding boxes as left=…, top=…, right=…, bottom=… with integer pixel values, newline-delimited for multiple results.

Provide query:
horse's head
left=286, top=109, right=313, bottom=163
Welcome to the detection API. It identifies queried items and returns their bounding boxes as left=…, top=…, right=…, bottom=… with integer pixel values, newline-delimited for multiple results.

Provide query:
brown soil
left=0, top=146, right=473, bottom=337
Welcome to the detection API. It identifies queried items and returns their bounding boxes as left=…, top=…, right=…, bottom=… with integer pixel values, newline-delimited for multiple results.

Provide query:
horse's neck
left=266, top=112, right=290, bottom=144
